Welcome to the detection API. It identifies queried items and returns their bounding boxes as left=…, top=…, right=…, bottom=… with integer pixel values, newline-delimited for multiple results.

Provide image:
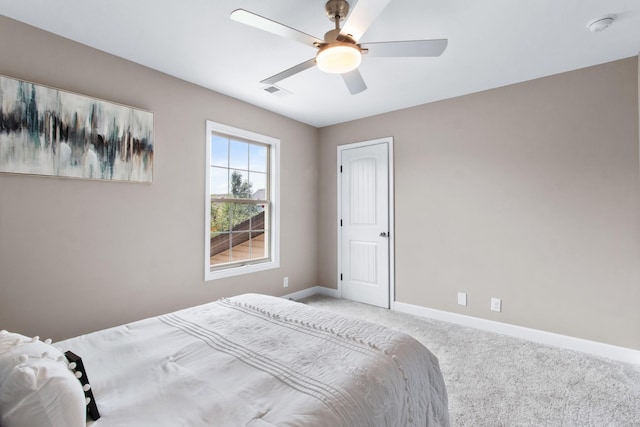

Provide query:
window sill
left=205, top=259, right=279, bottom=281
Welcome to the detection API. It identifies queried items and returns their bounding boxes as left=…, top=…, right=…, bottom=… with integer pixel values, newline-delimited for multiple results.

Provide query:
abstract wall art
left=0, top=75, right=153, bottom=183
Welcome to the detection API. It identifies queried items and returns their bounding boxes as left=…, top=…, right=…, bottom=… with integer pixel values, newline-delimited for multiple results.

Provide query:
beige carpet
left=299, top=295, right=640, bottom=427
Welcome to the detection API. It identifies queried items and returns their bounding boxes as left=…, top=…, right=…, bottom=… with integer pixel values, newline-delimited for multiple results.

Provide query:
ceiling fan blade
left=338, top=0, right=391, bottom=42
left=260, top=58, right=317, bottom=85
left=361, top=39, right=448, bottom=57
left=341, top=69, right=367, bottom=95
left=231, top=9, right=323, bottom=48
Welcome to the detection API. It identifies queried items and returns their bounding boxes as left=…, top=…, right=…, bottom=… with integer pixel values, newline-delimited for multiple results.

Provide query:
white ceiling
left=1, top=0, right=639, bottom=128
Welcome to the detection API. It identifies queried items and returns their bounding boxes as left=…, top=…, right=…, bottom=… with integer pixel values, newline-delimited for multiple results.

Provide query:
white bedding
left=57, top=294, right=449, bottom=426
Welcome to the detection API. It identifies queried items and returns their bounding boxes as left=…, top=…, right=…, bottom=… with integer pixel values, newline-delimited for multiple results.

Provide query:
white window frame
left=204, top=120, right=280, bottom=281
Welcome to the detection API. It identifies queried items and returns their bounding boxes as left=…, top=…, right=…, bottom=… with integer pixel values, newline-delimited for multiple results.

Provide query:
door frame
left=337, top=137, right=395, bottom=306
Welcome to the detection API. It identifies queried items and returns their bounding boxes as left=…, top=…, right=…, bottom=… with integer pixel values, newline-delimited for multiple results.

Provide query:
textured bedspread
left=57, top=294, right=449, bottom=426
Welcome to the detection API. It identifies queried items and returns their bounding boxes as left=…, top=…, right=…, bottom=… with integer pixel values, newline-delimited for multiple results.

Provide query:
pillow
left=0, top=330, right=86, bottom=427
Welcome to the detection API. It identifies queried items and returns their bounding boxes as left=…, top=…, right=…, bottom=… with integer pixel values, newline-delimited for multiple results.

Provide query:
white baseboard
left=282, top=288, right=640, bottom=365
left=393, top=301, right=640, bottom=366
left=314, top=286, right=340, bottom=298
left=282, top=286, right=339, bottom=301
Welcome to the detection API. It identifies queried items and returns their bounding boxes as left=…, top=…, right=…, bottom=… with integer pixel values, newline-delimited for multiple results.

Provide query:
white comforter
left=57, top=294, right=449, bottom=426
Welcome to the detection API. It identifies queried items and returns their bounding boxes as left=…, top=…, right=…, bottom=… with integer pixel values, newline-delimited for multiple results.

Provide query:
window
left=205, top=121, right=279, bottom=280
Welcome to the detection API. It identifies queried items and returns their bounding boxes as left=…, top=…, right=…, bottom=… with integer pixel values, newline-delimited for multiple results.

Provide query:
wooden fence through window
left=210, top=211, right=265, bottom=257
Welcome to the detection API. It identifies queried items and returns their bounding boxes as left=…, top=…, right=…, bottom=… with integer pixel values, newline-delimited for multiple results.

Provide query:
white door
left=339, top=141, right=390, bottom=308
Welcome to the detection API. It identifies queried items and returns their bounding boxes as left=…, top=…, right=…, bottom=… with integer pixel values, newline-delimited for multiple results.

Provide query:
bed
left=0, top=293, right=449, bottom=426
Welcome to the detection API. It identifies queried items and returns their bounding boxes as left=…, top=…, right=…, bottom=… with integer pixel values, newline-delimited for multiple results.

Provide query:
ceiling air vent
left=263, top=85, right=292, bottom=97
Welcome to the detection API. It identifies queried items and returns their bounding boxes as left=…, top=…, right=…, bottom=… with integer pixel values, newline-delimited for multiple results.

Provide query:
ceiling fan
left=230, top=0, right=448, bottom=95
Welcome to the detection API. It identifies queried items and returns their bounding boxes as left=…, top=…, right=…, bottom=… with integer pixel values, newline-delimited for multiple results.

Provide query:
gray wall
left=318, top=57, right=640, bottom=350
left=0, top=16, right=319, bottom=341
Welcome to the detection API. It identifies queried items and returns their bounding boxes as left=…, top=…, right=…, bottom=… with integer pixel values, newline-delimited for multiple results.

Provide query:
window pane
left=252, top=205, right=268, bottom=260
left=211, top=135, right=228, bottom=167
left=250, top=205, right=266, bottom=232
left=249, top=233, right=267, bottom=259
left=250, top=144, right=267, bottom=173
left=229, top=140, right=248, bottom=170
left=210, top=202, right=233, bottom=234
left=230, top=232, right=251, bottom=262
left=248, top=172, right=266, bottom=200
left=229, top=169, right=251, bottom=199
left=210, top=232, right=231, bottom=266
left=210, top=167, right=229, bottom=196
left=210, top=251, right=230, bottom=266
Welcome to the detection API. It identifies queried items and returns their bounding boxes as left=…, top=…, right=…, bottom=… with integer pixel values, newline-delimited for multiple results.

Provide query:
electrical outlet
left=457, top=292, right=467, bottom=306
left=491, top=298, right=502, bottom=312
left=283, top=277, right=289, bottom=288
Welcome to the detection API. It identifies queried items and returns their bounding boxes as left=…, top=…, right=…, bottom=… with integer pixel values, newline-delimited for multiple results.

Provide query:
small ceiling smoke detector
left=587, top=16, right=615, bottom=33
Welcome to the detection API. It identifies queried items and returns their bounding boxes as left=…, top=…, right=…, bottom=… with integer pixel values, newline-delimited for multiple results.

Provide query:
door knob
left=379, top=232, right=387, bottom=237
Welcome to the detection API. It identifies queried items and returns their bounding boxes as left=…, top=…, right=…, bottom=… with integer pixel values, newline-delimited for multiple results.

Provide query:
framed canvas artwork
left=0, top=74, right=153, bottom=183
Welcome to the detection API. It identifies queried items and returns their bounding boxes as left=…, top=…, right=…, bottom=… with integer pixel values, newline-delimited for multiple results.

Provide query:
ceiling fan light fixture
left=316, top=43, right=362, bottom=74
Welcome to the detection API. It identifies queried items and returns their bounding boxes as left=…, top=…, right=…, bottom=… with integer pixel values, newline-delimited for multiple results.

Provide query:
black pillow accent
left=64, top=351, right=100, bottom=421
